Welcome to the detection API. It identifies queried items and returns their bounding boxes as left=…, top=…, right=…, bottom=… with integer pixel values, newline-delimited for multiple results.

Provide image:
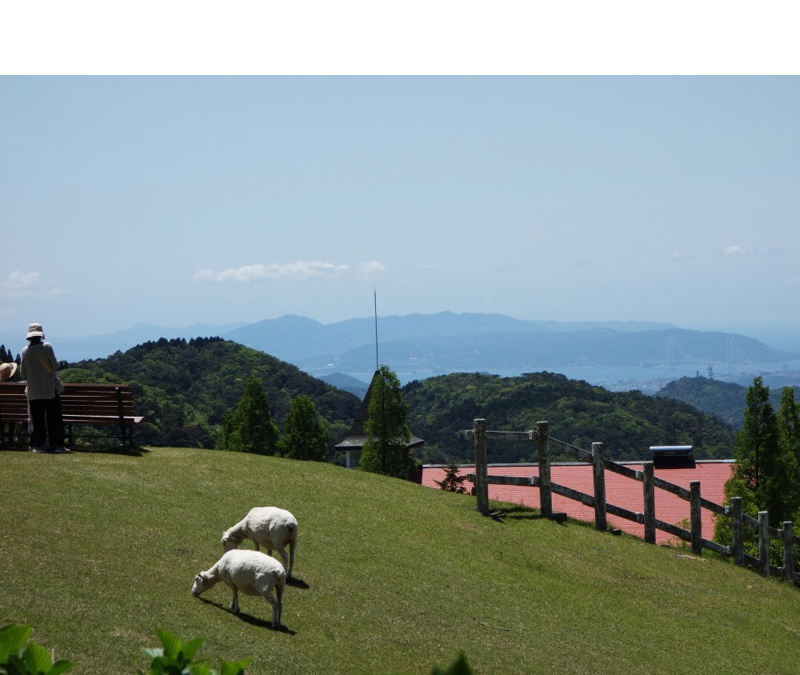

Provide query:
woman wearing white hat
left=20, top=323, right=69, bottom=453
left=0, top=362, right=17, bottom=382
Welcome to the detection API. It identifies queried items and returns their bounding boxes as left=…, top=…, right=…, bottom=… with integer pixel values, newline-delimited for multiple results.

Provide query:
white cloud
left=193, top=261, right=352, bottom=283
left=357, top=261, right=387, bottom=280
left=4, top=271, right=41, bottom=290
left=1, top=271, right=68, bottom=297
left=412, top=262, right=440, bottom=270
left=723, top=245, right=746, bottom=256
left=669, top=251, right=694, bottom=261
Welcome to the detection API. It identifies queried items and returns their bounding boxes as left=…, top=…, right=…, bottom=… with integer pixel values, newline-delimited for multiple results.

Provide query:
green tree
left=219, top=377, right=278, bottom=455
left=731, top=377, right=787, bottom=519
left=434, top=463, right=468, bottom=493
left=360, top=366, right=413, bottom=479
left=278, top=395, right=328, bottom=461
left=715, top=377, right=799, bottom=560
left=777, top=386, right=800, bottom=517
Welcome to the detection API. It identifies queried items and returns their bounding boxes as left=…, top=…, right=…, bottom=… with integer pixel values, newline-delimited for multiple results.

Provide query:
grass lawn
left=2, top=447, right=800, bottom=674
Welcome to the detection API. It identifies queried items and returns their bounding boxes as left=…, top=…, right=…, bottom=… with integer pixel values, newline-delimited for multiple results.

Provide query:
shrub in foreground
left=2, top=624, right=473, bottom=675
left=0, top=624, right=73, bottom=675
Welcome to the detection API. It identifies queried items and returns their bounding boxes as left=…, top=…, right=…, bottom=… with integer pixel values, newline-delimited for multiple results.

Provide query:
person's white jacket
left=20, top=342, right=59, bottom=400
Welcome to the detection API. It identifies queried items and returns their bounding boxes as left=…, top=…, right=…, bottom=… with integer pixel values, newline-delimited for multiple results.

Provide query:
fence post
left=783, top=521, right=794, bottom=583
left=643, top=462, right=655, bottom=544
left=473, top=418, right=489, bottom=516
left=731, top=497, right=744, bottom=566
left=758, top=511, right=770, bottom=577
left=592, top=442, right=606, bottom=531
left=536, top=421, right=552, bottom=517
left=690, top=481, right=702, bottom=556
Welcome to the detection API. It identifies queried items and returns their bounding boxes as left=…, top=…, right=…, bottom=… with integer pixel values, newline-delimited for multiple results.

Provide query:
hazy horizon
left=3, top=77, right=799, bottom=344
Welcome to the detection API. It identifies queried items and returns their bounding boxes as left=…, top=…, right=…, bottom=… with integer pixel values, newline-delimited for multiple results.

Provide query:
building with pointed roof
left=334, top=369, right=424, bottom=469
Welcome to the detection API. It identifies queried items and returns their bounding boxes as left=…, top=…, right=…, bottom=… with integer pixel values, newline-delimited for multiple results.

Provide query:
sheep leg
left=265, top=586, right=282, bottom=628
left=276, top=582, right=284, bottom=627
left=230, top=587, right=240, bottom=614
left=276, top=546, right=290, bottom=578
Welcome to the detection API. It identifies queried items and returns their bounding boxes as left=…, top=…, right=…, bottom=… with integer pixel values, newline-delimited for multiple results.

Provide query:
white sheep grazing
left=192, top=549, right=286, bottom=627
left=221, top=507, right=298, bottom=579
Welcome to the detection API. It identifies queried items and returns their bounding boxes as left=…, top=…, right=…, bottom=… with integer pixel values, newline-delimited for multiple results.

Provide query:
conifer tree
left=435, top=463, right=469, bottom=493
left=777, top=386, right=800, bottom=518
left=359, top=365, right=413, bottom=479
left=732, top=376, right=780, bottom=512
left=219, top=376, right=278, bottom=455
left=716, top=377, right=798, bottom=557
left=278, top=395, right=329, bottom=461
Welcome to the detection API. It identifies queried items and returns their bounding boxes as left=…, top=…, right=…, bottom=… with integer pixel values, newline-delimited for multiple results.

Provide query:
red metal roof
left=422, top=461, right=735, bottom=545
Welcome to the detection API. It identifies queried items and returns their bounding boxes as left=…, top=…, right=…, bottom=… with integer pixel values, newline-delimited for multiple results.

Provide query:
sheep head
left=191, top=571, right=213, bottom=597
left=221, top=530, right=242, bottom=552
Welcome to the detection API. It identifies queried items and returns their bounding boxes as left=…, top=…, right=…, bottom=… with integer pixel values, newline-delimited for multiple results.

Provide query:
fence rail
left=463, top=418, right=799, bottom=584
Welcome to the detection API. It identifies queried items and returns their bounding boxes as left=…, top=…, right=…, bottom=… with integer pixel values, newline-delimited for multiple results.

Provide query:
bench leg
left=119, top=423, right=134, bottom=450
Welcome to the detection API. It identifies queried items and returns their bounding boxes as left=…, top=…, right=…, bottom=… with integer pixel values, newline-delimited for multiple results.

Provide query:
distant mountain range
left=2, top=312, right=798, bottom=388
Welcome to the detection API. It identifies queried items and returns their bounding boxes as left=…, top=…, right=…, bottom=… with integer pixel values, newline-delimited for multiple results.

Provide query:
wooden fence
left=464, top=418, right=799, bottom=582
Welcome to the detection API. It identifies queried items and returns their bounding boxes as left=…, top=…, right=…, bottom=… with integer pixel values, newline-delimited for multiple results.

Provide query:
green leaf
left=7, top=653, right=31, bottom=674
left=156, top=629, right=182, bottom=659
left=180, top=637, right=204, bottom=662
left=46, top=660, right=75, bottom=675
left=22, top=642, right=53, bottom=673
left=0, top=624, right=31, bottom=663
left=219, top=658, right=250, bottom=675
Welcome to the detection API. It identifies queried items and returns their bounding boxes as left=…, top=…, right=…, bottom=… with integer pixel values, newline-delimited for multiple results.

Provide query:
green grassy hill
left=2, top=448, right=800, bottom=674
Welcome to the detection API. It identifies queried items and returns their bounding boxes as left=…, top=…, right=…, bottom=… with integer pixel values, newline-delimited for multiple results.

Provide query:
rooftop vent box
left=650, top=445, right=695, bottom=469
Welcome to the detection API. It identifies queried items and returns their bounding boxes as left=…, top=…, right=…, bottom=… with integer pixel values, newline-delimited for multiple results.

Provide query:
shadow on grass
left=0, top=445, right=150, bottom=456
left=488, top=505, right=568, bottom=524
left=194, top=596, right=297, bottom=634
left=76, top=445, right=151, bottom=457
left=287, top=576, right=310, bottom=589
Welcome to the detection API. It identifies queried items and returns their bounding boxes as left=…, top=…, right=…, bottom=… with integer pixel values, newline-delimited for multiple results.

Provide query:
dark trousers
left=28, top=396, right=65, bottom=448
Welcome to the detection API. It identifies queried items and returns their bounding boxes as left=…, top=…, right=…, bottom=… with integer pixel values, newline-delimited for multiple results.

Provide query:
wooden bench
left=0, top=382, right=144, bottom=450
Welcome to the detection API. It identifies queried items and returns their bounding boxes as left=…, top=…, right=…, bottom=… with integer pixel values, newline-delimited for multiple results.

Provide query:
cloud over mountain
left=193, top=261, right=353, bottom=282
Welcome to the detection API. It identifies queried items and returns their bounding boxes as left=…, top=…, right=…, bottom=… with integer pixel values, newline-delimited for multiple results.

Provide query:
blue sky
left=2, top=73, right=799, bottom=341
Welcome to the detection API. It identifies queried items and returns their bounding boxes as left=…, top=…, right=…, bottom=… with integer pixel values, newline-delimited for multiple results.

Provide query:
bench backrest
left=0, top=382, right=137, bottom=422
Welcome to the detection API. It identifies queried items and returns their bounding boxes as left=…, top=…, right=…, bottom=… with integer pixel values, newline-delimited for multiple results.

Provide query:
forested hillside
left=657, top=376, right=800, bottom=429
left=59, top=337, right=361, bottom=449
left=42, top=339, right=739, bottom=464
left=403, top=372, right=735, bottom=464
left=656, top=377, right=748, bottom=428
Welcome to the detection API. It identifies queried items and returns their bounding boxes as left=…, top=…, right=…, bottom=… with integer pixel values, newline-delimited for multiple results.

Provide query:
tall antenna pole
left=374, top=287, right=379, bottom=371
left=374, top=288, right=386, bottom=472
